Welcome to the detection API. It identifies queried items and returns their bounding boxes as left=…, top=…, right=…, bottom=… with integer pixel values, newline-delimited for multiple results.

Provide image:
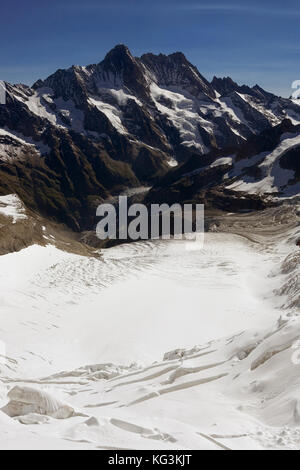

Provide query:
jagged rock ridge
left=0, top=44, right=299, bottom=231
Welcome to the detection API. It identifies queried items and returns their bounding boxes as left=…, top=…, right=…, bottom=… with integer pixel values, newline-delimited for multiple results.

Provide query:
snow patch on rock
left=0, top=194, right=27, bottom=223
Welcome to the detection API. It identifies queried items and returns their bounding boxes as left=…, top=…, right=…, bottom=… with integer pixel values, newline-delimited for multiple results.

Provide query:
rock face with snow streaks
left=0, top=45, right=299, bottom=232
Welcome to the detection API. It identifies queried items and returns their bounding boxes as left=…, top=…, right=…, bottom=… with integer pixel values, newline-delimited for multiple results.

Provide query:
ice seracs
left=2, top=386, right=76, bottom=420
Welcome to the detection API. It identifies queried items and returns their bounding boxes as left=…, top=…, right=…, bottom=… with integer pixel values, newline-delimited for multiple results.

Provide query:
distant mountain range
left=0, top=44, right=299, bottom=233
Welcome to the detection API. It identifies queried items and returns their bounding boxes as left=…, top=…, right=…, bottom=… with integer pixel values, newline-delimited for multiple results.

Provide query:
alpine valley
left=0, top=45, right=299, bottom=240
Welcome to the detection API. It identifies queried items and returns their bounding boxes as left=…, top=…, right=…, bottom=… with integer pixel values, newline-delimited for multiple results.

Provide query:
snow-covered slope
left=0, top=194, right=27, bottom=223
left=146, top=120, right=300, bottom=208
left=227, top=132, right=300, bottom=197
left=0, top=206, right=299, bottom=450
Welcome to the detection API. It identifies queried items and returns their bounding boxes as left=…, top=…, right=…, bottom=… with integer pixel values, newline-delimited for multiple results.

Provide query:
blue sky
left=1, top=0, right=299, bottom=96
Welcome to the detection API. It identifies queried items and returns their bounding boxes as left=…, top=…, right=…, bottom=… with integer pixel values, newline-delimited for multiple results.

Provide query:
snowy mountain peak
left=252, top=84, right=275, bottom=99
left=98, top=44, right=150, bottom=99
left=33, top=66, right=88, bottom=104
left=100, top=44, right=139, bottom=75
left=102, top=44, right=134, bottom=64
left=140, top=51, right=216, bottom=99
left=211, top=76, right=241, bottom=96
left=1, top=45, right=300, bottom=233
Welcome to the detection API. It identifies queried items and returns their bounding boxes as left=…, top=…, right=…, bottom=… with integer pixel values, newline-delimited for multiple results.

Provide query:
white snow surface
left=150, top=83, right=212, bottom=152
left=13, top=87, right=85, bottom=133
left=88, top=97, right=127, bottom=134
left=0, top=218, right=299, bottom=449
left=0, top=194, right=27, bottom=223
left=227, top=133, right=300, bottom=197
left=210, top=156, right=233, bottom=168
